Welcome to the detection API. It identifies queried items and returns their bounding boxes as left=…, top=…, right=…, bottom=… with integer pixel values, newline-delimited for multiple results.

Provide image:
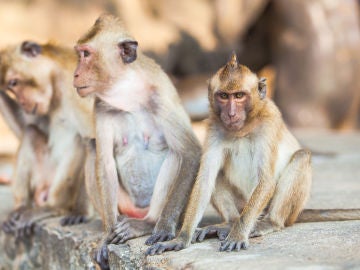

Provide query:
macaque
left=0, top=41, right=94, bottom=235
left=147, top=53, right=360, bottom=255
left=73, top=14, right=201, bottom=269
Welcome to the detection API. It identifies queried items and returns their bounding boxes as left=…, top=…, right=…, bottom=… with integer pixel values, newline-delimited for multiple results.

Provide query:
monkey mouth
left=76, top=86, right=90, bottom=97
left=225, top=120, right=244, bottom=131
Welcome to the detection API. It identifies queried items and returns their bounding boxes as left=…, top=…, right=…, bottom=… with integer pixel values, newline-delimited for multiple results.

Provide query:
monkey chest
left=223, top=143, right=259, bottom=199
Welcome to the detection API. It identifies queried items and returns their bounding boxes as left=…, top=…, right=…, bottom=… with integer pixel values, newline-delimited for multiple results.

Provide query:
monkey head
left=208, top=52, right=267, bottom=132
left=0, top=41, right=56, bottom=115
left=73, top=14, right=138, bottom=97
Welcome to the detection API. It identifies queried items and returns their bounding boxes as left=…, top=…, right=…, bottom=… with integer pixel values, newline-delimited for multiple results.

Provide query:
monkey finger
left=217, top=230, right=229, bottom=241
left=219, top=241, right=230, bottom=252
left=156, top=245, right=166, bottom=255
left=158, top=232, right=173, bottom=243
left=24, top=222, right=34, bottom=236
left=1, top=221, right=13, bottom=234
left=145, top=233, right=161, bottom=245
left=198, top=229, right=211, bottom=242
left=145, top=244, right=161, bottom=256
left=226, top=242, right=236, bottom=252
left=110, top=231, right=128, bottom=244
left=241, top=240, right=249, bottom=250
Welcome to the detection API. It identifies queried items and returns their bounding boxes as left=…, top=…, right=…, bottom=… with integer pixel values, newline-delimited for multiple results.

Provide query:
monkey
left=146, top=52, right=360, bottom=255
left=73, top=14, right=201, bottom=269
left=0, top=41, right=95, bottom=236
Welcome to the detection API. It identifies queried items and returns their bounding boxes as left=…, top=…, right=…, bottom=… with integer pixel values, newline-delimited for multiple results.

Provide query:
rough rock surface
left=0, top=129, right=360, bottom=269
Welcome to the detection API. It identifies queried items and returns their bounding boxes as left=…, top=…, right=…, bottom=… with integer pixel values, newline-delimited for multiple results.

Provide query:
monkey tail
left=296, top=209, right=360, bottom=223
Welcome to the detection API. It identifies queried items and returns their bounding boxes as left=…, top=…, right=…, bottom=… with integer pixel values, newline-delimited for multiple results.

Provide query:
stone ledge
left=1, top=130, right=360, bottom=269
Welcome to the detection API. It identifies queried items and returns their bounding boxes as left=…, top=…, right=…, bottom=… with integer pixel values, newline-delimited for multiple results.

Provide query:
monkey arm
left=177, top=144, right=224, bottom=245
left=95, top=117, right=119, bottom=232
left=220, top=173, right=276, bottom=252
left=144, top=116, right=202, bottom=244
left=0, top=91, right=25, bottom=138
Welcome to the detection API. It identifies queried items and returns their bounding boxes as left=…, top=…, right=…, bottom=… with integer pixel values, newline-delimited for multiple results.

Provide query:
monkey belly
left=116, top=145, right=167, bottom=209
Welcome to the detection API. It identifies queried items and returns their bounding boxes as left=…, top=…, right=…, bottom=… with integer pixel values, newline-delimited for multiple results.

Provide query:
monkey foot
left=250, top=219, right=281, bottom=238
left=107, top=217, right=154, bottom=244
left=60, top=215, right=88, bottom=226
left=146, top=238, right=186, bottom=256
left=192, top=222, right=231, bottom=243
left=93, top=244, right=109, bottom=270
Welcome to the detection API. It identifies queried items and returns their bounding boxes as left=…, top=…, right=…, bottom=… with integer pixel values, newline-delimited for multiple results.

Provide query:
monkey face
left=73, top=44, right=101, bottom=97
left=0, top=42, right=55, bottom=115
left=4, top=70, right=51, bottom=115
left=209, top=52, right=267, bottom=132
left=215, top=90, right=250, bottom=131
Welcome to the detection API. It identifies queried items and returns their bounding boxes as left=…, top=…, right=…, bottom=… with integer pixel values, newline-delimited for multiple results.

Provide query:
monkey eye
left=218, top=92, right=229, bottom=100
left=83, top=50, right=91, bottom=58
left=7, top=79, right=19, bottom=89
left=234, top=92, right=245, bottom=99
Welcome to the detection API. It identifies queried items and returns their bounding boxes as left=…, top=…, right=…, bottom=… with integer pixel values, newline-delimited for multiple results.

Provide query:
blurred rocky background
left=0, top=0, right=359, bottom=181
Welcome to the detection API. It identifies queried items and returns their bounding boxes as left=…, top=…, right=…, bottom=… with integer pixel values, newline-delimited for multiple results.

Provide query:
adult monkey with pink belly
left=73, top=14, right=201, bottom=269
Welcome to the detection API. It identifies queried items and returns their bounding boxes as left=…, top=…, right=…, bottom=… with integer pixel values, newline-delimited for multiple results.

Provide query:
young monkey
left=147, top=53, right=360, bottom=255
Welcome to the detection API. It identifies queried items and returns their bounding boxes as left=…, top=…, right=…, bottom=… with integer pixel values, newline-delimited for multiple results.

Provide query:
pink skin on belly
left=117, top=185, right=149, bottom=219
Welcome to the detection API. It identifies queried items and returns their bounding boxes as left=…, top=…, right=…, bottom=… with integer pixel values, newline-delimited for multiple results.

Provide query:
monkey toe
left=145, top=231, right=174, bottom=245
left=220, top=239, right=248, bottom=252
left=94, top=245, right=109, bottom=270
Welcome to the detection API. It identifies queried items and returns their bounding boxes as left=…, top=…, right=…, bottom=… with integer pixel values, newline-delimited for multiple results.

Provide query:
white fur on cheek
left=96, top=69, right=148, bottom=111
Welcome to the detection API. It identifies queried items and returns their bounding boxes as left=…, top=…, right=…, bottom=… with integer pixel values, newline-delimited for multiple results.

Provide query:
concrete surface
left=0, top=129, right=359, bottom=269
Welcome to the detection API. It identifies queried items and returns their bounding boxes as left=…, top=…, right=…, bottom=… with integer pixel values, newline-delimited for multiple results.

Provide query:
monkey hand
left=3, top=206, right=61, bottom=240
left=60, top=214, right=89, bottom=226
left=192, top=222, right=231, bottom=243
left=145, top=220, right=176, bottom=245
left=219, top=227, right=249, bottom=252
left=145, top=238, right=187, bottom=256
left=1, top=205, right=29, bottom=234
left=93, top=244, right=109, bottom=270
left=106, top=217, right=154, bottom=244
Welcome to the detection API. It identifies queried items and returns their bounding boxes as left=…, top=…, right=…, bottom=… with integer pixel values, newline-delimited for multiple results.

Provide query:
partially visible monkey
left=73, top=14, right=201, bottom=269
left=0, top=41, right=95, bottom=235
left=147, top=53, right=360, bottom=255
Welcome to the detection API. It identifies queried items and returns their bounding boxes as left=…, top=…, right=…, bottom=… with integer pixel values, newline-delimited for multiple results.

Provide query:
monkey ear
left=21, top=41, right=42, bottom=57
left=258, top=77, right=267, bottom=100
left=118, top=40, right=138, bottom=64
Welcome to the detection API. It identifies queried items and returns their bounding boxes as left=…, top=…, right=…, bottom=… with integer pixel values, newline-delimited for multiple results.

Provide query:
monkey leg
left=250, top=149, right=312, bottom=238
left=193, top=177, right=240, bottom=242
left=13, top=125, right=48, bottom=208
